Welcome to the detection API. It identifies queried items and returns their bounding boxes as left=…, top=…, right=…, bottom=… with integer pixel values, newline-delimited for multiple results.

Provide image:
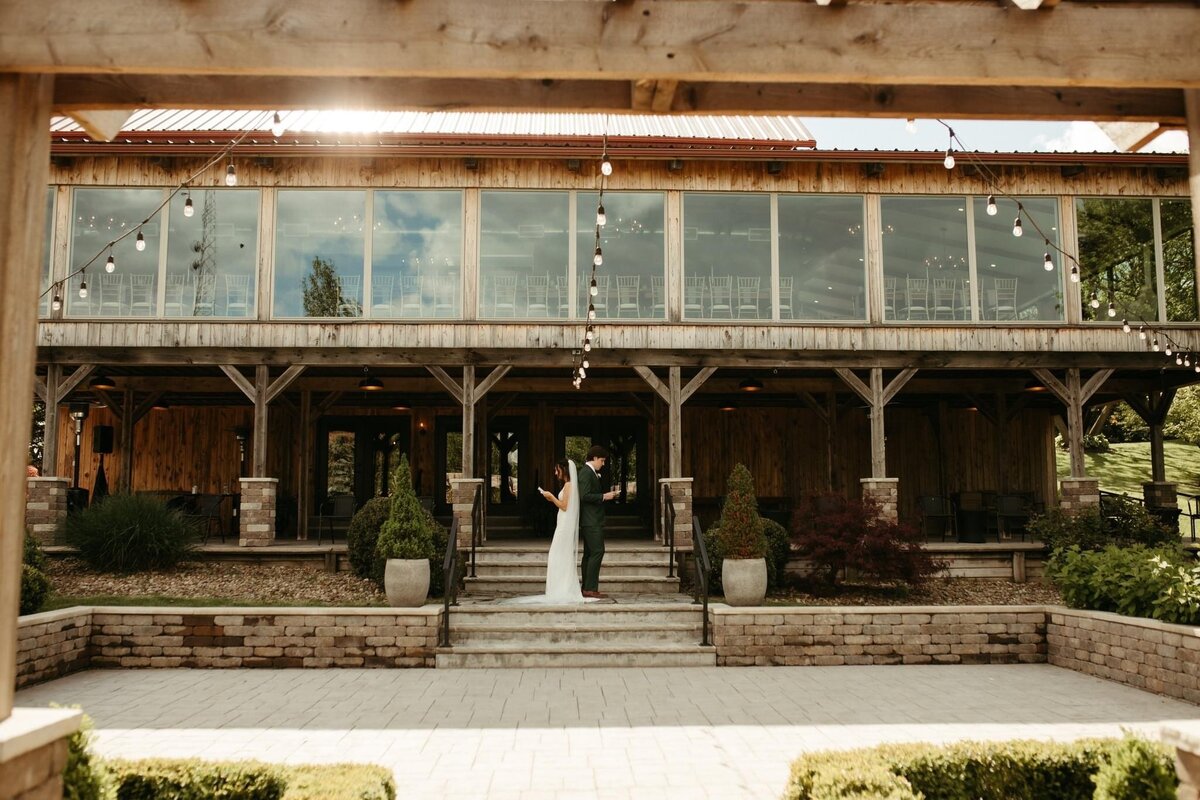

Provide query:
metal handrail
left=693, top=517, right=711, bottom=647
left=439, top=516, right=461, bottom=648
left=470, top=482, right=483, bottom=578
left=662, top=483, right=676, bottom=579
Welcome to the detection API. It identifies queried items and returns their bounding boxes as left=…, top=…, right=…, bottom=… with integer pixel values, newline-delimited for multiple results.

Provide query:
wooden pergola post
left=0, top=72, right=53, bottom=723
left=834, top=367, right=916, bottom=522
left=633, top=366, right=716, bottom=478
left=1032, top=367, right=1113, bottom=514
left=427, top=364, right=512, bottom=479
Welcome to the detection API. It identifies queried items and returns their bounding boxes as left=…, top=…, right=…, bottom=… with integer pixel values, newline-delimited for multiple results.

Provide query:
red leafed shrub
left=791, top=494, right=943, bottom=589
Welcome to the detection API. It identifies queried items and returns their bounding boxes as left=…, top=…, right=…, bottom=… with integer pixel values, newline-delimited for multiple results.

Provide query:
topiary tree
left=713, top=463, right=767, bottom=560
left=375, top=455, right=437, bottom=563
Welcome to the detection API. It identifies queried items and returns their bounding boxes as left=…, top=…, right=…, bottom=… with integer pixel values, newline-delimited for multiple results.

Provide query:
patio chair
left=185, top=493, right=226, bottom=543
left=433, top=273, right=458, bottom=317
left=128, top=273, right=155, bottom=316
left=932, top=278, right=957, bottom=320
left=193, top=271, right=216, bottom=316
left=164, top=273, right=192, bottom=317
left=96, top=273, right=126, bottom=316
left=492, top=273, right=518, bottom=317
left=779, top=276, right=794, bottom=319
left=315, top=494, right=358, bottom=544
left=590, top=274, right=610, bottom=318
left=990, top=278, right=1018, bottom=320
left=883, top=277, right=897, bottom=320
left=398, top=276, right=423, bottom=317
left=994, top=494, right=1031, bottom=541
left=905, top=277, right=929, bottom=320
left=918, top=495, right=955, bottom=541
left=650, top=275, right=666, bottom=318
left=1182, top=493, right=1200, bottom=542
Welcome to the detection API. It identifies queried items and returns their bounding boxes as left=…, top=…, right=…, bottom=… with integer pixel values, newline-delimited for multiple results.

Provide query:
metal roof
left=49, top=110, right=815, bottom=143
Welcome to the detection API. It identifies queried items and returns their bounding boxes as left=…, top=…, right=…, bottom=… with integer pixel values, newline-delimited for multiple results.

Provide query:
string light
left=104, top=252, right=115, bottom=273
left=600, top=155, right=613, bottom=176
left=1069, top=264, right=1079, bottom=283
left=942, top=128, right=955, bottom=169
left=78, top=273, right=87, bottom=299
left=1152, top=338, right=1160, bottom=352
left=986, top=195, right=998, bottom=216
left=593, top=247, right=603, bottom=267
left=51, top=294, right=61, bottom=312
left=271, top=111, right=286, bottom=138
left=1012, top=212, right=1023, bottom=237
left=589, top=278, right=598, bottom=297
left=1043, top=244, right=1053, bottom=272
left=1107, top=301, right=1116, bottom=318
left=571, top=125, right=613, bottom=386
left=1139, top=326, right=1147, bottom=341
left=1122, top=319, right=1131, bottom=334
left=905, top=118, right=917, bottom=134
left=1089, top=291, right=1099, bottom=310
left=183, top=194, right=195, bottom=218
left=1165, top=344, right=1173, bottom=356
left=135, top=231, right=146, bottom=251
left=596, top=204, right=606, bottom=227
left=225, top=162, right=238, bottom=187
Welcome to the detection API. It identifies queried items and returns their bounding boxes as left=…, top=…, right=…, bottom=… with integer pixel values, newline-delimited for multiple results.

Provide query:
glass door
left=555, top=417, right=647, bottom=513
left=316, top=416, right=411, bottom=512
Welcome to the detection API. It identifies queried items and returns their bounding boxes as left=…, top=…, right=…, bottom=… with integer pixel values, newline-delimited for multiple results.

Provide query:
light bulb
left=596, top=204, right=606, bottom=227
left=589, top=279, right=598, bottom=297
left=135, top=231, right=146, bottom=251
left=1122, top=319, right=1131, bottom=334
left=105, top=254, right=115, bottom=273
left=600, top=157, right=613, bottom=177
left=51, top=294, right=62, bottom=311
left=271, top=111, right=285, bottom=138
left=78, top=280, right=88, bottom=299
left=1012, top=216, right=1023, bottom=237
left=986, top=195, right=998, bottom=216
left=1043, top=252, right=1054, bottom=272
left=578, top=367, right=587, bottom=379
left=225, top=163, right=238, bottom=187
left=582, top=359, right=590, bottom=369
left=183, top=196, right=194, bottom=218
left=1153, top=339, right=1160, bottom=352
left=943, top=150, right=955, bottom=170
left=593, top=247, right=603, bottom=267
left=1177, top=354, right=1184, bottom=366
left=588, top=308, right=596, bottom=321
left=905, top=118, right=916, bottom=134
left=583, top=342, right=592, bottom=352
left=1069, top=265, right=1080, bottom=283
left=1166, top=345, right=1173, bottom=356
left=1194, top=363, right=1199, bottom=373
left=1089, top=292, right=1100, bottom=309
left=1107, top=302, right=1116, bottom=318
left=1139, top=326, right=1147, bottom=340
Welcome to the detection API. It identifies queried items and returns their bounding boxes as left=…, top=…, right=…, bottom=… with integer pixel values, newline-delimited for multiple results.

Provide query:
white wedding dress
left=504, top=460, right=588, bottom=605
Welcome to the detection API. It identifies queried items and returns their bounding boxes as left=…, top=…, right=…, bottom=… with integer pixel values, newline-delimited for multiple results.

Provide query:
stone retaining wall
left=711, top=605, right=1046, bottom=667
left=1047, top=607, right=1200, bottom=705
left=15, top=608, right=91, bottom=689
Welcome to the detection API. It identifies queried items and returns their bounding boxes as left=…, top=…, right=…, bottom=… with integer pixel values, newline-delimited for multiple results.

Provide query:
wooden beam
left=1080, top=368, right=1115, bottom=405
left=55, top=363, right=95, bottom=403
left=651, top=80, right=678, bottom=113
left=868, top=368, right=887, bottom=479
left=633, top=366, right=671, bottom=403
left=1087, top=401, right=1117, bottom=437
left=462, top=365, right=476, bottom=478
left=264, top=364, right=306, bottom=404
left=66, top=109, right=132, bottom=141
left=131, top=391, right=162, bottom=424
left=795, top=391, right=829, bottom=425
left=219, top=364, right=257, bottom=403
left=298, top=390, right=312, bottom=539
left=0, top=71, right=53, bottom=723
left=1065, top=369, right=1086, bottom=477
left=32, top=376, right=47, bottom=403
left=1030, top=368, right=1070, bottom=406
left=668, top=367, right=682, bottom=478
left=833, top=368, right=873, bottom=406
left=314, top=390, right=343, bottom=417
left=251, top=364, right=268, bottom=478
left=881, top=367, right=918, bottom=406
left=631, top=79, right=656, bottom=111
left=50, top=74, right=1188, bottom=123
left=119, top=388, right=134, bottom=492
left=474, top=364, right=512, bottom=399
left=426, top=365, right=465, bottom=405
left=679, top=367, right=717, bottom=404
left=7, top=2, right=1199, bottom=90
left=41, top=364, right=60, bottom=475
left=626, top=392, right=654, bottom=419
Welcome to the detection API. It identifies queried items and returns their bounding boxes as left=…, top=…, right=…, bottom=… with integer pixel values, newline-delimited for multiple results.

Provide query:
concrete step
left=464, top=575, right=681, bottom=595
left=435, top=643, right=716, bottom=668
left=450, top=622, right=702, bottom=645
left=474, top=544, right=668, bottom=559
left=446, top=604, right=700, bottom=627
left=472, top=560, right=671, bottom=577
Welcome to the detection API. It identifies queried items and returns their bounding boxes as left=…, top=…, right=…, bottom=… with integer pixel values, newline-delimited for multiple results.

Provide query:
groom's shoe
left=583, top=590, right=608, bottom=599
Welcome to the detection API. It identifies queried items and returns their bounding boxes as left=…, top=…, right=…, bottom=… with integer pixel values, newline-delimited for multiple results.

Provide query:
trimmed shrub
left=1028, top=502, right=1177, bottom=555
left=784, top=738, right=1174, bottom=800
left=1093, top=734, right=1176, bottom=800
left=1056, top=433, right=1112, bottom=453
left=1047, top=544, right=1200, bottom=625
left=24, top=529, right=48, bottom=572
left=62, top=493, right=195, bottom=572
left=713, top=464, right=767, bottom=559
left=704, top=513, right=791, bottom=595
left=790, top=494, right=942, bottom=590
left=346, top=497, right=391, bottom=583
left=375, top=456, right=438, bottom=588
left=110, top=760, right=284, bottom=800
left=279, top=764, right=396, bottom=800
left=62, top=711, right=111, bottom=800
left=20, top=564, right=50, bottom=615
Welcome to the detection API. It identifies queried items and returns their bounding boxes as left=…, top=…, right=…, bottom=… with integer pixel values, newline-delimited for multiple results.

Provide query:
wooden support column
left=1123, top=389, right=1177, bottom=483
left=40, top=365, right=61, bottom=476
left=1187, top=91, right=1200, bottom=311
left=298, top=390, right=311, bottom=539
left=0, top=72, right=53, bottom=723
left=1032, top=368, right=1113, bottom=478
left=634, top=366, right=716, bottom=478
left=427, top=364, right=512, bottom=480
left=835, top=367, right=917, bottom=479
left=252, top=365, right=269, bottom=477
left=797, top=391, right=835, bottom=491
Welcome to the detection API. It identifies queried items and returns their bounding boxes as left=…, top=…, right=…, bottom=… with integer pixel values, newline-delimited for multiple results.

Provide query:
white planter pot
left=384, top=558, right=430, bottom=607
left=722, top=558, right=768, bottom=606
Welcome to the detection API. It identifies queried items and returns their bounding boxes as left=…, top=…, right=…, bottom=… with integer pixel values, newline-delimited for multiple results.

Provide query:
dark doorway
left=316, top=416, right=411, bottom=512
left=434, top=417, right=463, bottom=516
left=488, top=416, right=530, bottom=516
left=555, top=416, right=648, bottom=514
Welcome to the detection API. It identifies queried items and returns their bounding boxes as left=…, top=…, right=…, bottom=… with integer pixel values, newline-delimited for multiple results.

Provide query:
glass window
left=479, top=191, right=569, bottom=319
left=67, top=188, right=163, bottom=317
left=576, top=192, right=666, bottom=320
left=778, top=195, right=866, bottom=320
left=40, top=188, right=53, bottom=317
left=1077, top=198, right=1157, bottom=323
left=974, top=196, right=1063, bottom=321
left=165, top=189, right=259, bottom=317
left=274, top=190, right=366, bottom=318
left=1163, top=199, right=1196, bottom=322
left=682, top=193, right=771, bottom=320
left=881, top=197, right=970, bottom=321
left=371, top=191, right=462, bottom=318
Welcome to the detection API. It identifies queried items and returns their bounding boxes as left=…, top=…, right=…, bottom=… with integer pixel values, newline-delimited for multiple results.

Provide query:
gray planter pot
left=722, top=558, right=767, bottom=606
left=384, top=558, right=430, bottom=607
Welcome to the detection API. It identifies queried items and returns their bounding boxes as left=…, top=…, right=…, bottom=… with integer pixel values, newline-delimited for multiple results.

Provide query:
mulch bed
left=765, top=578, right=1062, bottom=607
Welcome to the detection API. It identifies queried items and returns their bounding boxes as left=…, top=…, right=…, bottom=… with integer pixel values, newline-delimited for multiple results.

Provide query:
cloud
left=1031, top=122, right=1119, bottom=153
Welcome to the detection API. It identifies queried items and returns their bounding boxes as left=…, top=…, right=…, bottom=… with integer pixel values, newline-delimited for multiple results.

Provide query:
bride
left=506, top=458, right=587, bottom=604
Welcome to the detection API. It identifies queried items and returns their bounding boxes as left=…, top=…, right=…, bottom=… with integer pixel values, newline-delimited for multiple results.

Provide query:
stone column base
left=25, top=477, right=68, bottom=545
left=659, top=477, right=694, bottom=549
left=1144, top=480, right=1178, bottom=510
left=861, top=478, right=899, bottom=524
left=1162, top=723, right=1200, bottom=800
left=450, top=478, right=486, bottom=549
left=1059, top=477, right=1100, bottom=515
left=238, top=477, right=277, bottom=546
left=0, top=707, right=82, bottom=800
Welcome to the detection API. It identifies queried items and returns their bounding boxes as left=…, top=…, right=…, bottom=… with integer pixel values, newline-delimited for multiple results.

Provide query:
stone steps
left=436, top=644, right=716, bottom=668
left=464, top=542, right=680, bottom=597
left=471, top=559, right=670, bottom=577
left=464, top=575, right=681, bottom=595
left=450, top=622, right=702, bottom=645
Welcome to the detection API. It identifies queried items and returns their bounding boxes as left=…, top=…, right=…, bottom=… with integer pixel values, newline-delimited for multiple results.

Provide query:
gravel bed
left=766, top=578, right=1062, bottom=607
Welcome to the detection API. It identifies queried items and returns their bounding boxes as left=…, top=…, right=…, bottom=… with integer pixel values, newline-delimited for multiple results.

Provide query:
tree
left=301, top=256, right=358, bottom=317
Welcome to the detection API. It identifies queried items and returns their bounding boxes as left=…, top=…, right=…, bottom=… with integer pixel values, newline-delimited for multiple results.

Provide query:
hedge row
left=784, top=736, right=1175, bottom=800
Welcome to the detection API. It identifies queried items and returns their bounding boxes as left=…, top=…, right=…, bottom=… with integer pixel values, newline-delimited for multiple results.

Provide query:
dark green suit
left=577, top=461, right=606, bottom=591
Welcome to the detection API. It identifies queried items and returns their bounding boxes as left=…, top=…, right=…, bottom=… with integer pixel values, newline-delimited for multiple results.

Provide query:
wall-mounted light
left=151, top=400, right=170, bottom=411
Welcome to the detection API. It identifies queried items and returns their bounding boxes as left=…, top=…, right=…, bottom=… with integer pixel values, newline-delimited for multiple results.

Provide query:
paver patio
left=16, top=664, right=1200, bottom=799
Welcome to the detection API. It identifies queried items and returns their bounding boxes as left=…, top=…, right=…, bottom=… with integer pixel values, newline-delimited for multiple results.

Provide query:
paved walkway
left=17, top=665, right=1200, bottom=800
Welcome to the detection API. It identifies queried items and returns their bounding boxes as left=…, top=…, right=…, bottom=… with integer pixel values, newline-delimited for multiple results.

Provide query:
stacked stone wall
left=1058, top=477, right=1100, bottom=515
left=0, top=737, right=68, bottom=800
left=712, top=605, right=1046, bottom=667
left=24, top=477, right=67, bottom=544
left=860, top=478, right=899, bottom=524
left=15, top=608, right=91, bottom=689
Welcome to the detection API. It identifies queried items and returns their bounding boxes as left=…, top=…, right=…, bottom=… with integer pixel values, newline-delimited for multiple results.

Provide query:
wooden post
left=1124, top=390, right=1176, bottom=484
left=1187, top=91, right=1200, bottom=311
left=668, top=367, right=682, bottom=477
left=297, top=390, right=311, bottom=539
left=0, top=72, right=53, bottom=723
left=868, top=368, right=886, bottom=478
left=1032, top=368, right=1112, bottom=479
left=120, top=388, right=134, bottom=491
left=253, top=364, right=268, bottom=478
left=462, top=365, right=475, bottom=477
left=41, top=364, right=60, bottom=476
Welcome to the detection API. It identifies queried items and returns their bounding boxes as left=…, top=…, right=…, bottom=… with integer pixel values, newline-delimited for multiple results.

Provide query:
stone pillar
left=450, top=478, right=485, bottom=549
left=1059, top=477, right=1100, bottom=515
left=1162, top=722, right=1200, bottom=800
left=238, top=477, right=277, bottom=547
left=659, top=477, right=693, bottom=549
left=861, top=477, right=899, bottom=524
left=24, top=477, right=67, bottom=545
left=0, top=707, right=81, bottom=800
left=1144, top=480, right=1178, bottom=511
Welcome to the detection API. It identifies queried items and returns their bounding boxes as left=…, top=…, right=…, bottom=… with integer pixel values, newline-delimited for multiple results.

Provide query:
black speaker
left=92, top=425, right=114, bottom=454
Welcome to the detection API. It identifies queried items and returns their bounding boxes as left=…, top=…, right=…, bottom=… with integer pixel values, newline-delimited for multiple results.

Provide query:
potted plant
left=714, top=463, right=768, bottom=606
left=375, top=455, right=438, bottom=607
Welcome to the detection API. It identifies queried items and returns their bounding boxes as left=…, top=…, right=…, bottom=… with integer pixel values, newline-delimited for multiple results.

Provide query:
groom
left=578, top=445, right=618, bottom=598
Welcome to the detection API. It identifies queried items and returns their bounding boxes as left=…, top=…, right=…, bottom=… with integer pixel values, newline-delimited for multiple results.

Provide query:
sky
left=803, top=119, right=1190, bottom=155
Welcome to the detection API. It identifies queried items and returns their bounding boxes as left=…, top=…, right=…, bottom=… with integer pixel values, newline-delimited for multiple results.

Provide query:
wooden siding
left=48, top=157, right=1190, bottom=198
